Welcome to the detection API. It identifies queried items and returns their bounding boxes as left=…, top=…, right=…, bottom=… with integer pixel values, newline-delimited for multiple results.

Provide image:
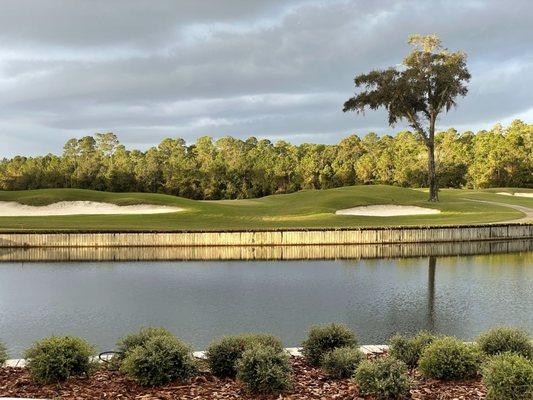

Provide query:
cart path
left=464, top=198, right=533, bottom=223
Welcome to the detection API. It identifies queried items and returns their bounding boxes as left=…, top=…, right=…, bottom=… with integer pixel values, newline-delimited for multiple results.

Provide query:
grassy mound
left=0, top=185, right=529, bottom=231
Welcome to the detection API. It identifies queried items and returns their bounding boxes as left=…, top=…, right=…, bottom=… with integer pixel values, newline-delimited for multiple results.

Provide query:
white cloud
left=0, top=0, right=531, bottom=156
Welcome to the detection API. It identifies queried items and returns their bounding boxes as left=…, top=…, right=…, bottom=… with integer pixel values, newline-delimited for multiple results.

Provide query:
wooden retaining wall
left=1, top=239, right=532, bottom=262
left=0, top=224, right=532, bottom=248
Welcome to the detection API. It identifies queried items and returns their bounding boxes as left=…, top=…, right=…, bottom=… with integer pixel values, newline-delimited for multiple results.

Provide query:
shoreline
left=3, top=346, right=388, bottom=369
left=1, top=239, right=532, bottom=262
left=1, top=220, right=532, bottom=234
left=1, top=223, right=532, bottom=249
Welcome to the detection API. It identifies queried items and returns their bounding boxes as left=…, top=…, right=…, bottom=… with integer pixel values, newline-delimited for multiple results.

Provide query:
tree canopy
left=1, top=121, right=531, bottom=199
left=344, top=34, right=471, bottom=201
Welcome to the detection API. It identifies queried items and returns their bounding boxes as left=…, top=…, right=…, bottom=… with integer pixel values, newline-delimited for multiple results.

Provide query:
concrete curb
left=2, top=345, right=390, bottom=368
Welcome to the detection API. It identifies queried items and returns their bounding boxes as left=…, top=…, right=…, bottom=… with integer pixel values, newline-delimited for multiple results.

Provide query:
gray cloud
left=1, top=0, right=532, bottom=156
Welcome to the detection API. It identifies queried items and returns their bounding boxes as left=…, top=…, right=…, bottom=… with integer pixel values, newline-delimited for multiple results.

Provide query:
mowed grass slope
left=0, top=185, right=530, bottom=231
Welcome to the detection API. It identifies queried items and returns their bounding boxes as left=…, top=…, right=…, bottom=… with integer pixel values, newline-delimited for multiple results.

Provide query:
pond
left=1, top=247, right=532, bottom=357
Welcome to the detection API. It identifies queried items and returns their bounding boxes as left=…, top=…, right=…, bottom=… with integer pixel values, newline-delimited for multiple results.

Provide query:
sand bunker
left=336, top=205, right=441, bottom=217
left=0, top=201, right=183, bottom=217
left=496, top=192, right=533, bottom=198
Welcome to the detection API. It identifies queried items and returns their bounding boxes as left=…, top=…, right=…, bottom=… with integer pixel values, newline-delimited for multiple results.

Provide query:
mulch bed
left=0, top=357, right=487, bottom=399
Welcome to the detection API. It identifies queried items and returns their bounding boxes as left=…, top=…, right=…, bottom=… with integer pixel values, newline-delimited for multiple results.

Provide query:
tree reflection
left=427, top=256, right=436, bottom=331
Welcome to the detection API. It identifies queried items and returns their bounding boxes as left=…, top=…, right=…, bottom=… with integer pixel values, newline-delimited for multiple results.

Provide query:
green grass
left=0, top=185, right=531, bottom=231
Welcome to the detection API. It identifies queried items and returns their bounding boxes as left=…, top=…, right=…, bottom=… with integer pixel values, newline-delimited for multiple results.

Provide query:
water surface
left=1, top=252, right=532, bottom=356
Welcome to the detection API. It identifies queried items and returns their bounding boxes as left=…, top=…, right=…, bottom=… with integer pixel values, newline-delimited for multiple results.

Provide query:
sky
left=1, top=0, right=532, bottom=157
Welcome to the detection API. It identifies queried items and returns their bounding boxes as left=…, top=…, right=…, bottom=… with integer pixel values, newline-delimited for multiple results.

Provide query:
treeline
left=1, top=120, right=531, bottom=199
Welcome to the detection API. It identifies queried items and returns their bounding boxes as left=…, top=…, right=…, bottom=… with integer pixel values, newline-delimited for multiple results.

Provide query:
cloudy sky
left=1, top=0, right=532, bottom=156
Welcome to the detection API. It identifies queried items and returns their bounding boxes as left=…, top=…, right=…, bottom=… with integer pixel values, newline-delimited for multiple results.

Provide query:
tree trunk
left=427, top=114, right=439, bottom=202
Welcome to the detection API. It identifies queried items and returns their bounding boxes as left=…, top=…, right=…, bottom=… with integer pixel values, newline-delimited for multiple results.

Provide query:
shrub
left=120, top=334, right=197, bottom=386
left=477, top=327, right=532, bottom=359
left=117, top=326, right=174, bottom=358
left=24, top=336, right=95, bottom=384
left=353, top=357, right=409, bottom=400
left=0, top=341, right=7, bottom=365
left=418, top=337, right=481, bottom=380
left=206, top=333, right=283, bottom=377
left=301, top=323, right=358, bottom=366
left=482, top=353, right=533, bottom=400
left=321, top=346, right=365, bottom=379
left=236, top=345, right=292, bottom=394
left=388, top=331, right=437, bottom=368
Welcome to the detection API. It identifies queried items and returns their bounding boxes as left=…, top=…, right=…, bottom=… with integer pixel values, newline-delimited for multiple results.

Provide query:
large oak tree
left=343, top=35, right=470, bottom=201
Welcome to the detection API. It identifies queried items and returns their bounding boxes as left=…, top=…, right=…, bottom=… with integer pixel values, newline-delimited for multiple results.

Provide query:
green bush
left=120, top=334, right=197, bottom=387
left=418, top=337, right=481, bottom=380
left=206, top=333, right=283, bottom=377
left=477, top=327, right=532, bottom=359
left=321, top=346, right=365, bottom=379
left=353, top=357, right=409, bottom=400
left=117, top=326, right=174, bottom=358
left=24, top=336, right=95, bottom=384
left=236, top=345, right=292, bottom=394
left=482, top=352, right=533, bottom=400
left=388, top=331, right=437, bottom=368
left=301, top=323, right=358, bottom=366
left=0, top=341, right=7, bottom=365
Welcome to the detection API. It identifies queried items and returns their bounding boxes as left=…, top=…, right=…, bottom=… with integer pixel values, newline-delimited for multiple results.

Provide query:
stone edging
left=2, top=345, right=390, bottom=368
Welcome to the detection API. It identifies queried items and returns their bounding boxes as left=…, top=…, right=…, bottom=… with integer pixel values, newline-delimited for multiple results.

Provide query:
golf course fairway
left=0, top=185, right=531, bottom=231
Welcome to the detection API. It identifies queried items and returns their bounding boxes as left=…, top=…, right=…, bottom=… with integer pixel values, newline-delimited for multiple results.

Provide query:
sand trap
left=336, top=205, right=441, bottom=217
left=496, top=192, right=533, bottom=198
left=0, top=201, right=183, bottom=216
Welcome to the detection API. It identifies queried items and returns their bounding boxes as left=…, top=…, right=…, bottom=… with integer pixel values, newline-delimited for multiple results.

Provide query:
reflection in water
left=427, top=256, right=436, bottom=331
left=0, top=251, right=531, bottom=357
left=1, top=239, right=533, bottom=262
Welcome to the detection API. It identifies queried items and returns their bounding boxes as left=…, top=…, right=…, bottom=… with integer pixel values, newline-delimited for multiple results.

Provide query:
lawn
left=0, top=185, right=531, bottom=231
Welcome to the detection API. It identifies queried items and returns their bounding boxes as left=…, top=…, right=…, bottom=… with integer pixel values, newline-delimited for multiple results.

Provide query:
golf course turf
left=0, top=185, right=531, bottom=232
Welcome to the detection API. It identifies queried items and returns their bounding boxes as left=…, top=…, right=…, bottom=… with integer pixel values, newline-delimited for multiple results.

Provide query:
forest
left=1, top=120, right=531, bottom=200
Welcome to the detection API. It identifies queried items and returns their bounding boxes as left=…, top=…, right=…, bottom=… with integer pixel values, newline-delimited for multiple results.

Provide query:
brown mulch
left=409, top=370, right=486, bottom=400
left=0, top=357, right=487, bottom=400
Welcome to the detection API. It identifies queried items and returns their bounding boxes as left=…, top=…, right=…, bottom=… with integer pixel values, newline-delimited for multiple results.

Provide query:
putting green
left=0, top=185, right=531, bottom=231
